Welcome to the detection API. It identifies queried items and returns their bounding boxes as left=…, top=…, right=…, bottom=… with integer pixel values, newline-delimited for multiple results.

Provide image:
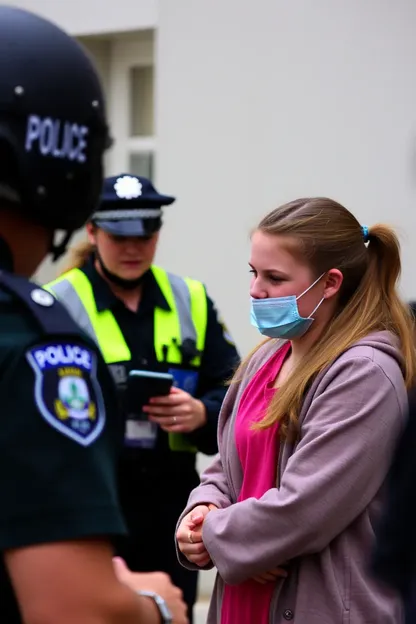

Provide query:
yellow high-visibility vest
left=45, top=266, right=208, bottom=453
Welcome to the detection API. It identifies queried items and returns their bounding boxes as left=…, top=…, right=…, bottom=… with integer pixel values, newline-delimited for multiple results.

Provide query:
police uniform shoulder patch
left=26, top=342, right=105, bottom=446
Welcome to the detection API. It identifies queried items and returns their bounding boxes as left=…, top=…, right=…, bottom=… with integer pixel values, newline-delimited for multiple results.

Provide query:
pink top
left=220, top=342, right=290, bottom=624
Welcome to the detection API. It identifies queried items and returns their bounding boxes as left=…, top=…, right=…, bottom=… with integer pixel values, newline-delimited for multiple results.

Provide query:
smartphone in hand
left=126, top=370, right=173, bottom=420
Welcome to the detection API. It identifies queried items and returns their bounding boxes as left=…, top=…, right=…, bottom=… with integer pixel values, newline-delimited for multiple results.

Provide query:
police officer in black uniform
left=45, top=174, right=240, bottom=622
left=0, top=6, right=187, bottom=624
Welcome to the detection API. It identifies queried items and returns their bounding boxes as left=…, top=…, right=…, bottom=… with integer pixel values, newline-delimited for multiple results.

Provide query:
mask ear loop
left=296, top=272, right=326, bottom=300
left=307, top=296, right=325, bottom=319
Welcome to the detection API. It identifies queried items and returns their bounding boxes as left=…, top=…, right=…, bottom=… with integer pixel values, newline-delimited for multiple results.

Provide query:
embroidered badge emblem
left=26, top=343, right=106, bottom=446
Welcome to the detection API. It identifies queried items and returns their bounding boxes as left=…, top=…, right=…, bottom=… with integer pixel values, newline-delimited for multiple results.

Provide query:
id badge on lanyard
left=112, top=363, right=158, bottom=449
left=105, top=363, right=154, bottom=449
left=124, top=419, right=158, bottom=449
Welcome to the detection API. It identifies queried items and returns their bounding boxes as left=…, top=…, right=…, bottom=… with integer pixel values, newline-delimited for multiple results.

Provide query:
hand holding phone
left=126, top=370, right=173, bottom=420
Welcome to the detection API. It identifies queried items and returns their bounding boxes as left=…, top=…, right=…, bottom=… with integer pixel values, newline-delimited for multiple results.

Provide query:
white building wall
left=33, top=0, right=416, bottom=355
left=4, top=0, right=157, bottom=35
left=156, top=0, right=416, bottom=357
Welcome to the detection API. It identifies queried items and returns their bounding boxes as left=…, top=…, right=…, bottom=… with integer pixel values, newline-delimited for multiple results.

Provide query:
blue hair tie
left=361, top=225, right=369, bottom=243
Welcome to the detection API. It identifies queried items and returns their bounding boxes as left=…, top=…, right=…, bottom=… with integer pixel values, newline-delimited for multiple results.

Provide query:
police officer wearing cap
left=45, top=173, right=240, bottom=621
left=0, top=6, right=188, bottom=624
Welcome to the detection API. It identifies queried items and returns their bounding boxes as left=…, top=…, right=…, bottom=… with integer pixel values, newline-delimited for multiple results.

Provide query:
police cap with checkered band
left=0, top=6, right=111, bottom=259
left=91, top=174, right=175, bottom=237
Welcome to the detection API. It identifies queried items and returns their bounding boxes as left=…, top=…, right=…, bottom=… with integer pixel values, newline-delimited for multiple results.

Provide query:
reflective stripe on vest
left=150, top=266, right=207, bottom=365
left=45, top=267, right=208, bottom=453
left=46, top=270, right=130, bottom=363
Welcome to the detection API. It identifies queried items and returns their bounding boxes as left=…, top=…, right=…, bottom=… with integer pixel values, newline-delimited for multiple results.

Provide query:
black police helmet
left=0, top=6, right=110, bottom=250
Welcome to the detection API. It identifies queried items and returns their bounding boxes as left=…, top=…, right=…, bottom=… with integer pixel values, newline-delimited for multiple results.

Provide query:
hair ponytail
left=366, top=224, right=401, bottom=298
left=358, top=224, right=415, bottom=385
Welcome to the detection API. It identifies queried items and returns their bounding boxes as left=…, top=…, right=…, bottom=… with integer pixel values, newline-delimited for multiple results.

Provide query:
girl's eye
left=269, top=275, right=283, bottom=283
left=249, top=269, right=257, bottom=275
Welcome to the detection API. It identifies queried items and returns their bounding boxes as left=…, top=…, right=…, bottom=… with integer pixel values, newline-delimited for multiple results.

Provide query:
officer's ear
left=86, top=222, right=97, bottom=246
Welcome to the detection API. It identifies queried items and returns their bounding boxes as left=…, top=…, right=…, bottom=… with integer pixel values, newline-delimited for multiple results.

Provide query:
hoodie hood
left=346, top=330, right=404, bottom=376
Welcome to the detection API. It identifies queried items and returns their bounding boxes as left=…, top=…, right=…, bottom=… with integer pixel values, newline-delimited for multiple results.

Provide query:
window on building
left=130, top=65, right=154, bottom=137
left=130, top=151, right=154, bottom=179
left=102, top=32, right=156, bottom=180
left=128, top=63, right=155, bottom=178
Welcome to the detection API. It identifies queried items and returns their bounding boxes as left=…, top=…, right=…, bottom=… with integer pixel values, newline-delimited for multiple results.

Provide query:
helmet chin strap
left=96, top=250, right=148, bottom=290
left=0, top=184, right=75, bottom=263
left=49, top=231, right=74, bottom=262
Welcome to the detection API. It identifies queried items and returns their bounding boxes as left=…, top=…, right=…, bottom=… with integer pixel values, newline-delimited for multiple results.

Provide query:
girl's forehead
left=250, top=231, right=307, bottom=271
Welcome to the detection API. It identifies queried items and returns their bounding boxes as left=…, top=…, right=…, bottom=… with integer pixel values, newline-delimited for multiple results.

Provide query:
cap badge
left=114, top=175, right=143, bottom=200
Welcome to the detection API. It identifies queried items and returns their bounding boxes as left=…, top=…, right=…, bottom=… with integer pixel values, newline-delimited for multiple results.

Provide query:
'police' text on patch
left=26, top=343, right=105, bottom=446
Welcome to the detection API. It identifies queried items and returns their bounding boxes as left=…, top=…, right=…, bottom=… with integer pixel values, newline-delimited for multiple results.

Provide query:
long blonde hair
left=240, top=197, right=416, bottom=439
left=60, top=240, right=94, bottom=274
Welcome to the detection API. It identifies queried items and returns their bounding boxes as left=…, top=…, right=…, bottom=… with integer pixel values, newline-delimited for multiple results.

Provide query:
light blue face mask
left=250, top=273, right=325, bottom=339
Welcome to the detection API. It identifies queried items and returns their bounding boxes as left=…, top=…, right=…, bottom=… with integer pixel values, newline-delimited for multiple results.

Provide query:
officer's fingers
left=170, top=386, right=185, bottom=395
left=148, top=392, right=186, bottom=406
left=158, top=423, right=193, bottom=434
left=147, top=413, right=173, bottom=424
left=112, top=557, right=131, bottom=582
left=142, top=398, right=174, bottom=412
left=142, top=402, right=172, bottom=414
left=167, top=387, right=190, bottom=399
left=146, top=404, right=187, bottom=418
left=148, top=412, right=193, bottom=425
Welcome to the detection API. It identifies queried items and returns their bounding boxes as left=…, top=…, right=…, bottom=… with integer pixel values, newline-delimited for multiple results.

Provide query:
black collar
left=81, top=256, right=171, bottom=313
left=0, top=236, right=14, bottom=271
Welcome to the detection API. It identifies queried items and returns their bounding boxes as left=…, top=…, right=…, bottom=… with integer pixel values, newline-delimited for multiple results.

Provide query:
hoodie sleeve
left=201, top=354, right=407, bottom=585
left=175, top=452, right=234, bottom=571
